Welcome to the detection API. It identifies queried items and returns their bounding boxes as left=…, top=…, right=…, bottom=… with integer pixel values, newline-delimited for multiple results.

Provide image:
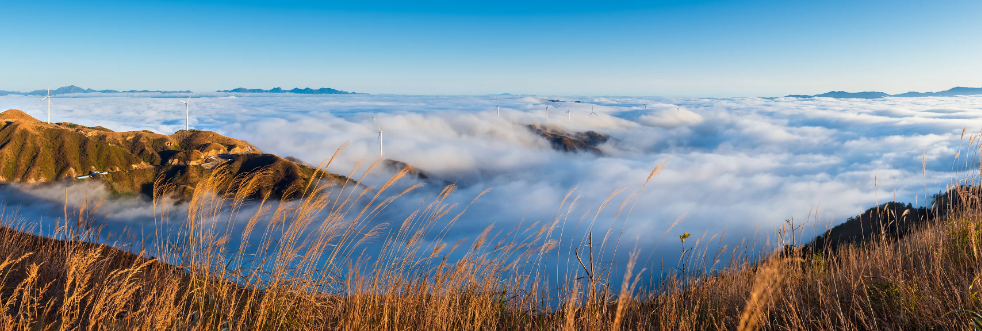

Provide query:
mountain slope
left=0, top=109, right=348, bottom=200
left=0, top=110, right=143, bottom=182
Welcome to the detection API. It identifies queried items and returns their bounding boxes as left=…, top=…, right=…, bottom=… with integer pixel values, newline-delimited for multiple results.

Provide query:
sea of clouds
left=0, top=93, right=979, bottom=273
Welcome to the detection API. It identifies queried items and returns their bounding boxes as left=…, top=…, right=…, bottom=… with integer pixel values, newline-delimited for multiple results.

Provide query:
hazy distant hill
left=892, top=86, right=982, bottom=97
left=0, top=109, right=349, bottom=200
left=0, top=85, right=191, bottom=96
left=27, top=86, right=117, bottom=95
left=786, top=91, right=890, bottom=99
left=217, top=87, right=357, bottom=94
left=787, top=86, right=982, bottom=99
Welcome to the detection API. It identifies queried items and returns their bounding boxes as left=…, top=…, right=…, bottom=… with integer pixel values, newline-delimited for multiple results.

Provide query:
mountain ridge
left=787, top=86, right=982, bottom=99
left=0, top=85, right=359, bottom=96
left=0, top=85, right=192, bottom=96
left=0, top=109, right=350, bottom=200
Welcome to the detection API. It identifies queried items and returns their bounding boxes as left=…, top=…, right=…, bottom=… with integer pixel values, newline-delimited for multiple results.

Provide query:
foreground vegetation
left=0, top=144, right=979, bottom=330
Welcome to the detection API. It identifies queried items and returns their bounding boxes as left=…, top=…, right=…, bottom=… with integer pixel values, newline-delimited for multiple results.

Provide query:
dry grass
left=0, top=143, right=980, bottom=330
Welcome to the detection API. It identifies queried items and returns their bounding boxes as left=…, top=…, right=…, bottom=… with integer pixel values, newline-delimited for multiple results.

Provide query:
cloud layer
left=0, top=93, right=979, bottom=269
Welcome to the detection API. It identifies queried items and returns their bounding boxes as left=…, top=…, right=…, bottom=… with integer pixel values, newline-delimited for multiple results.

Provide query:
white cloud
left=638, top=107, right=703, bottom=128
left=1, top=93, right=980, bottom=268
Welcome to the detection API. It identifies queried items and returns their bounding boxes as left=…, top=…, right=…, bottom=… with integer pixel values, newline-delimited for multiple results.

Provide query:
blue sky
left=2, top=0, right=981, bottom=96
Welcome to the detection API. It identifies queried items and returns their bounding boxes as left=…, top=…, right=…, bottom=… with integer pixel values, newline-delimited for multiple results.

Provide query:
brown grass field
left=0, top=140, right=980, bottom=330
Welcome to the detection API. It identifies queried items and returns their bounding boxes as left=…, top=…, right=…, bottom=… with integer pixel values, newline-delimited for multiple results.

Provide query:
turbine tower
left=179, top=92, right=193, bottom=131
left=373, top=115, right=383, bottom=158
left=39, top=85, right=52, bottom=124
left=590, top=106, right=598, bottom=116
left=545, top=105, right=549, bottom=122
left=566, top=109, right=571, bottom=122
left=378, top=124, right=383, bottom=158
left=496, top=104, right=500, bottom=118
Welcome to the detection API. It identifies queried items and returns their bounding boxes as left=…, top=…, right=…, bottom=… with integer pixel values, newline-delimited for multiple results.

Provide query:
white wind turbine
left=493, top=95, right=499, bottom=118
left=179, top=92, right=193, bottom=131
left=545, top=105, right=549, bottom=122
left=372, top=116, right=383, bottom=158
left=39, top=85, right=52, bottom=124
left=590, top=106, right=598, bottom=116
left=566, top=109, right=571, bottom=122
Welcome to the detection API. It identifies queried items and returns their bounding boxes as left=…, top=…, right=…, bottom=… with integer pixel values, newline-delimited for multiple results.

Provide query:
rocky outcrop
left=526, top=124, right=609, bottom=155
left=383, top=159, right=452, bottom=187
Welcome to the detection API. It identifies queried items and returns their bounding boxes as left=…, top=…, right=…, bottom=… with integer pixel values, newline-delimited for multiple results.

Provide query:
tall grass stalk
left=0, top=140, right=980, bottom=330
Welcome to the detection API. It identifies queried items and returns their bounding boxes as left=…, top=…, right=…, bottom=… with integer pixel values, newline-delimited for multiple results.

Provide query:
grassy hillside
left=0, top=110, right=141, bottom=181
left=0, top=109, right=348, bottom=200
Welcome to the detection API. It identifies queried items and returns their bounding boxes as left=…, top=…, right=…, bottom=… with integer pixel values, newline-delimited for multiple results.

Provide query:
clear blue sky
left=2, top=0, right=980, bottom=96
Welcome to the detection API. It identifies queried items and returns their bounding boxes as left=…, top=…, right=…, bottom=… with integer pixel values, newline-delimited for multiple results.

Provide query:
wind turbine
left=590, top=106, right=598, bottom=116
left=179, top=92, right=193, bottom=131
left=545, top=105, right=549, bottom=122
left=566, top=109, right=571, bottom=122
left=372, top=115, right=383, bottom=158
left=496, top=104, right=500, bottom=118
left=644, top=103, right=647, bottom=109
left=39, top=85, right=52, bottom=124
